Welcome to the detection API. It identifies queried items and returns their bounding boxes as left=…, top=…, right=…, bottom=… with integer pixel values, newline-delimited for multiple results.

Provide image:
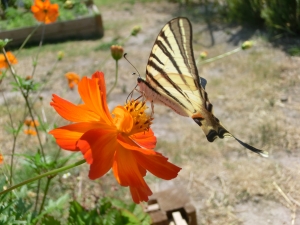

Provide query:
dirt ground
left=1, top=1, right=300, bottom=224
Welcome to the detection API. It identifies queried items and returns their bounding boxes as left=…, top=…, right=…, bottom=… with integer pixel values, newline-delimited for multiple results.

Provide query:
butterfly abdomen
left=192, top=105, right=232, bottom=142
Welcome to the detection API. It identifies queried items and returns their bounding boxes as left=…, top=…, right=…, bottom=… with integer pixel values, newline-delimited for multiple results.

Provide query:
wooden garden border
left=0, top=14, right=103, bottom=47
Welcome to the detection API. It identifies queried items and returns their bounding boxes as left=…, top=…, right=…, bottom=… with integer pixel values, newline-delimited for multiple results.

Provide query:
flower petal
left=92, top=71, right=111, bottom=117
left=77, top=127, right=117, bottom=179
left=133, top=151, right=181, bottom=180
left=118, top=135, right=181, bottom=180
left=78, top=72, right=112, bottom=125
left=50, top=94, right=100, bottom=122
left=49, top=122, right=104, bottom=151
left=112, top=146, right=146, bottom=187
left=33, top=0, right=43, bottom=9
left=130, top=129, right=156, bottom=149
left=112, top=145, right=153, bottom=203
left=117, top=135, right=157, bottom=155
left=130, top=185, right=152, bottom=204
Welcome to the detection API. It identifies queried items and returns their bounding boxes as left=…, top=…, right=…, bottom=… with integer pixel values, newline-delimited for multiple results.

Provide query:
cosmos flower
left=24, top=119, right=39, bottom=127
left=49, top=71, right=181, bottom=203
left=65, top=72, right=80, bottom=90
left=24, top=129, right=37, bottom=136
left=31, top=0, right=59, bottom=24
left=0, top=52, right=17, bottom=69
left=24, top=119, right=39, bottom=136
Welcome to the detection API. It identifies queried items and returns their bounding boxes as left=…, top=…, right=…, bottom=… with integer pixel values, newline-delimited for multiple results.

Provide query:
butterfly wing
left=138, top=17, right=268, bottom=157
left=141, top=17, right=228, bottom=140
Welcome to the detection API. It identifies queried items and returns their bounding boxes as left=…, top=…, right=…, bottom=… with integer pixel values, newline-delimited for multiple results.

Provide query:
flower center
left=124, top=100, right=153, bottom=134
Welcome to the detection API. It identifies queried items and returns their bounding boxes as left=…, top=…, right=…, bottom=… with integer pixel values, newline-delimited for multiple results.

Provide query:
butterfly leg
left=126, top=84, right=138, bottom=102
left=150, top=101, right=155, bottom=117
left=134, top=95, right=142, bottom=102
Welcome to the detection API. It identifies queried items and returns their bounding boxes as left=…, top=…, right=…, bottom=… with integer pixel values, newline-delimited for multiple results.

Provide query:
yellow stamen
left=124, top=100, right=153, bottom=134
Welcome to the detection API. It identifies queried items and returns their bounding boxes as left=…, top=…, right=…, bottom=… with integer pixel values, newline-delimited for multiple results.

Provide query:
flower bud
left=199, top=51, right=208, bottom=60
left=110, top=45, right=124, bottom=61
left=241, top=41, right=253, bottom=50
left=131, top=26, right=141, bottom=36
left=64, top=0, right=74, bottom=9
left=24, top=119, right=32, bottom=126
left=25, top=75, right=32, bottom=80
left=57, top=51, right=64, bottom=61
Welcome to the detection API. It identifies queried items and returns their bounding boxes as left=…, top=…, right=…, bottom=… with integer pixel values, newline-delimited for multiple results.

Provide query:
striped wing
left=145, top=18, right=203, bottom=117
left=138, top=17, right=268, bottom=157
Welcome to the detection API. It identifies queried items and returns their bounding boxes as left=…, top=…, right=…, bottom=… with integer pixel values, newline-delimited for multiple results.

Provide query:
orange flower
left=65, top=72, right=80, bottom=90
left=24, top=129, right=37, bottom=136
left=49, top=71, right=181, bottom=203
left=0, top=154, right=3, bottom=164
left=0, top=52, right=17, bottom=69
left=24, top=119, right=39, bottom=127
left=31, top=0, right=59, bottom=24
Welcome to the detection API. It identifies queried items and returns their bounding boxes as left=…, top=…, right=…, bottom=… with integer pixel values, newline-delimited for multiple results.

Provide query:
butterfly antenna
left=123, top=53, right=141, bottom=78
left=124, top=53, right=143, bottom=102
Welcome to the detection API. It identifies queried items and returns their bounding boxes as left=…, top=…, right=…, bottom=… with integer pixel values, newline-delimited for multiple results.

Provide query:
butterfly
left=136, top=17, right=268, bottom=157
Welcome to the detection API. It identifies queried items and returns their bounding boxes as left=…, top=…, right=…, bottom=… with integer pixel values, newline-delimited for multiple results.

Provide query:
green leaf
left=110, top=197, right=127, bottom=209
left=98, top=197, right=112, bottom=215
left=0, top=39, right=11, bottom=49
left=120, top=209, right=140, bottom=225
left=68, top=200, right=95, bottom=225
left=40, top=215, right=61, bottom=225
left=33, top=194, right=69, bottom=223
left=103, top=209, right=122, bottom=225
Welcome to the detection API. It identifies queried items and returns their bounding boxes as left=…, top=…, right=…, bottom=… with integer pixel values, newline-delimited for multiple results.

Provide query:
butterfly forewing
left=145, top=18, right=203, bottom=116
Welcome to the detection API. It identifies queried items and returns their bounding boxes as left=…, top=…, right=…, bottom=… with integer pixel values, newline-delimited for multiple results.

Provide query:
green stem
left=199, top=47, right=241, bottom=65
left=2, top=48, right=46, bottom=160
left=39, top=176, right=53, bottom=215
left=107, top=60, right=119, bottom=96
left=1, top=93, right=17, bottom=187
left=31, top=24, right=46, bottom=78
left=16, top=24, right=41, bottom=55
left=34, top=180, right=41, bottom=212
left=0, top=159, right=86, bottom=196
left=31, top=58, right=60, bottom=105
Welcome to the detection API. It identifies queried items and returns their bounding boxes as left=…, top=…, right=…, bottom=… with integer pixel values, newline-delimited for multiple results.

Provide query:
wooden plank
left=147, top=187, right=198, bottom=225
left=145, top=203, right=160, bottom=212
left=172, top=211, right=188, bottom=225
left=148, top=210, right=168, bottom=225
left=0, top=14, right=103, bottom=47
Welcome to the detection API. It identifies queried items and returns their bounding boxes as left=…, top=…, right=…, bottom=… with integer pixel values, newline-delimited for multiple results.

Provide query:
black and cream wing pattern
left=137, top=17, right=268, bottom=157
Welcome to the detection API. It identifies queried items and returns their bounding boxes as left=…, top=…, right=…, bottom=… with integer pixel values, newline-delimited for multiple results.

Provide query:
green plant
left=0, top=0, right=91, bottom=31
left=220, top=0, right=300, bottom=34
left=261, top=0, right=300, bottom=34
left=287, top=46, right=300, bottom=56
left=67, top=198, right=151, bottom=225
left=220, top=0, right=264, bottom=24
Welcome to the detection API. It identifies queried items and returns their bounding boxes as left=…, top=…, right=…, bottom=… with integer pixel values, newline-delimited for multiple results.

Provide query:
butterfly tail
left=193, top=118, right=269, bottom=157
left=232, top=136, right=269, bottom=157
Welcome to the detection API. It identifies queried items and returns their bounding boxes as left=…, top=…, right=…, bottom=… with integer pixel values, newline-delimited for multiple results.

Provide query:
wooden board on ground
left=0, top=14, right=103, bottom=47
left=146, top=187, right=197, bottom=225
